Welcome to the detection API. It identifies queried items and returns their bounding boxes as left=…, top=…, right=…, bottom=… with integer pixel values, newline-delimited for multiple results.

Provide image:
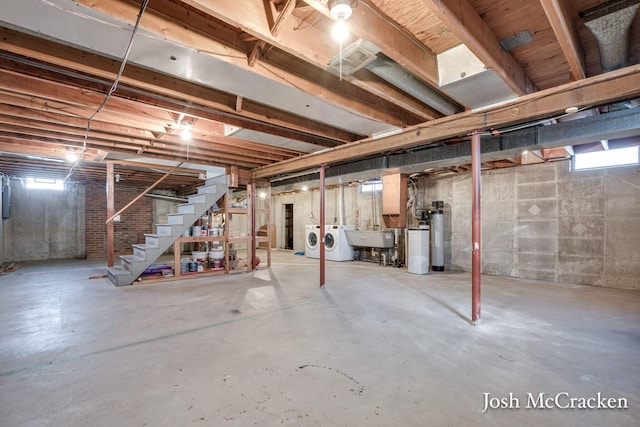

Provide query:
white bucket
left=209, top=250, right=224, bottom=259
left=192, top=251, right=207, bottom=263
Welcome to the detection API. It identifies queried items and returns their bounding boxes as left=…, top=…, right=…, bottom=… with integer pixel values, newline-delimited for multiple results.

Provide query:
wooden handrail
left=105, top=162, right=184, bottom=224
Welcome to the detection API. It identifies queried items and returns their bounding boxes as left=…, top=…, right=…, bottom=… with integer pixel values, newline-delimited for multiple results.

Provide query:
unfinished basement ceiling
left=0, top=0, right=639, bottom=189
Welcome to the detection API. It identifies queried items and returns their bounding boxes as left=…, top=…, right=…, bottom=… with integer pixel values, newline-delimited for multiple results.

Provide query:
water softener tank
left=431, top=201, right=444, bottom=271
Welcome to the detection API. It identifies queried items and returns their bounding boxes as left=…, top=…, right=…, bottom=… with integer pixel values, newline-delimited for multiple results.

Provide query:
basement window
left=572, top=146, right=639, bottom=171
left=25, top=177, right=65, bottom=191
left=360, top=181, right=382, bottom=193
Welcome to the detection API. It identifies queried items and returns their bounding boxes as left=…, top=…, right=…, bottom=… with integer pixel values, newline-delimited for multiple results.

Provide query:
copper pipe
left=471, top=131, right=481, bottom=325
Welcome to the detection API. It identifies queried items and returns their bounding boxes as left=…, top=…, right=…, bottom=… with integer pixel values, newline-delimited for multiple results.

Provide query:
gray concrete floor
left=0, top=250, right=638, bottom=426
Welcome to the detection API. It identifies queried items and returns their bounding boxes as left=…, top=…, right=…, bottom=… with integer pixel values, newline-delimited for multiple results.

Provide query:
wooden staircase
left=106, top=175, right=228, bottom=286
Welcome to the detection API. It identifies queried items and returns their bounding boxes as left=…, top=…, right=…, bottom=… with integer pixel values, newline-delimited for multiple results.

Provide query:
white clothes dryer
left=305, top=225, right=322, bottom=259
left=324, top=225, right=355, bottom=261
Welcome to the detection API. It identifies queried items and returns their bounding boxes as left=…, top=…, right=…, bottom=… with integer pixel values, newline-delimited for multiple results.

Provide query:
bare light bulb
left=332, top=18, right=349, bottom=41
left=66, top=152, right=78, bottom=162
left=181, top=123, right=192, bottom=142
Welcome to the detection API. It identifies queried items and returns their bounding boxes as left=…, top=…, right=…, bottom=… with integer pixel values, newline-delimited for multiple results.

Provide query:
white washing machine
left=324, top=225, right=355, bottom=261
left=305, top=225, right=321, bottom=259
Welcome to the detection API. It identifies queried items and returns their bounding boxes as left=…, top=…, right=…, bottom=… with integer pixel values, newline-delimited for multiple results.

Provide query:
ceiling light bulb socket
left=330, top=1, right=352, bottom=21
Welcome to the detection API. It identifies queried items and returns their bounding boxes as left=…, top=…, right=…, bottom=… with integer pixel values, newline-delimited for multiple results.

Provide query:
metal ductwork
left=582, top=0, right=640, bottom=72
left=365, top=54, right=463, bottom=116
left=327, top=40, right=463, bottom=116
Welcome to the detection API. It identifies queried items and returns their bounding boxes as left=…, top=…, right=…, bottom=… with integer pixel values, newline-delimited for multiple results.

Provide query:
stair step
left=205, top=175, right=228, bottom=186
left=156, top=224, right=182, bottom=236
left=120, top=254, right=145, bottom=272
left=132, top=244, right=156, bottom=260
left=107, top=266, right=133, bottom=286
left=188, top=193, right=207, bottom=204
left=167, top=213, right=185, bottom=225
left=144, top=234, right=160, bottom=247
left=197, top=184, right=221, bottom=195
left=177, top=203, right=195, bottom=214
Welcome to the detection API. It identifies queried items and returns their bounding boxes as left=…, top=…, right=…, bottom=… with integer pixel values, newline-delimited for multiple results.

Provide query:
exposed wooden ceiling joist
left=540, top=0, right=587, bottom=81
left=0, top=27, right=359, bottom=146
left=421, top=0, right=535, bottom=95
left=69, top=0, right=423, bottom=130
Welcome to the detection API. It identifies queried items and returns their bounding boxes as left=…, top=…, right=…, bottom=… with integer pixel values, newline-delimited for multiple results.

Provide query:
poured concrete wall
left=271, top=161, right=639, bottom=289
left=422, top=161, right=640, bottom=289
left=3, top=179, right=85, bottom=261
left=271, top=186, right=382, bottom=253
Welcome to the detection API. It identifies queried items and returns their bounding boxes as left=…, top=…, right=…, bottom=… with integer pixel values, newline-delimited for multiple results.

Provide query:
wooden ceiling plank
left=253, top=64, right=640, bottom=178
left=539, top=0, right=586, bottom=81
left=421, top=0, right=535, bottom=95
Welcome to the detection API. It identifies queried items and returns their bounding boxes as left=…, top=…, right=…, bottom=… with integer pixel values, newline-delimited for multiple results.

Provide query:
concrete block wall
left=422, top=161, right=640, bottom=289
left=85, top=182, right=154, bottom=259
left=2, top=179, right=85, bottom=261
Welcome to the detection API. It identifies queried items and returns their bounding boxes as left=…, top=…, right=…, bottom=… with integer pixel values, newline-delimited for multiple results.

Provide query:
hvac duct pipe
left=471, top=132, right=481, bottom=326
left=338, top=185, right=345, bottom=226
left=320, top=164, right=326, bottom=288
left=366, top=55, right=462, bottom=116
left=583, top=1, right=640, bottom=72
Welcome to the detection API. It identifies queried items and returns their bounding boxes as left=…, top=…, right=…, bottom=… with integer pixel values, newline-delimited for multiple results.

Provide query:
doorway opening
left=284, top=204, right=294, bottom=250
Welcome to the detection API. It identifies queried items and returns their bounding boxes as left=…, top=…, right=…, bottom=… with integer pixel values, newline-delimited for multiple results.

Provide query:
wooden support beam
left=540, top=0, right=586, bottom=81
left=422, top=0, right=535, bottom=95
left=106, top=161, right=115, bottom=267
left=253, top=64, right=640, bottom=178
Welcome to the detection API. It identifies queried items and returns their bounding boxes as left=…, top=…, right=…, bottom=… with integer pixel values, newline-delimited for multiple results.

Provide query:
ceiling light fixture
left=330, top=0, right=353, bottom=21
left=65, top=148, right=78, bottom=162
left=329, top=0, right=354, bottom=80
left=180, top=122, right=192, bottom=142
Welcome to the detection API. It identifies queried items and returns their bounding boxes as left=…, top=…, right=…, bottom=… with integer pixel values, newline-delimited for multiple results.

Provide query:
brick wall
left=85, top=182, right=154, bottom=259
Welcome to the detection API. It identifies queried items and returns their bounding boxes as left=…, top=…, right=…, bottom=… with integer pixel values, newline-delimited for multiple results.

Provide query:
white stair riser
left=167, top=214, right=184, bottom=225
left=133, top=246, right=146, bottom=260
left=178, top=204, right=195, bottom=214
left=198, top=184, right=220, bottom=195
left=145, top=235, right=160, bottom=247
left=189, top=194, right=207, bottom=204
left=205, top=175, right=228, bottom=186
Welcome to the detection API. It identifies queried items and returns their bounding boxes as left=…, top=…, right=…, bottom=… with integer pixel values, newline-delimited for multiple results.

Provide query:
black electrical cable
left=65, top=0, right=150, bottom=182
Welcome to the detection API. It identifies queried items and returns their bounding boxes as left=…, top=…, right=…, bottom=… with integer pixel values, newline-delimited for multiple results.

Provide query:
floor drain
left=230, top=309, right=241, bottom=314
